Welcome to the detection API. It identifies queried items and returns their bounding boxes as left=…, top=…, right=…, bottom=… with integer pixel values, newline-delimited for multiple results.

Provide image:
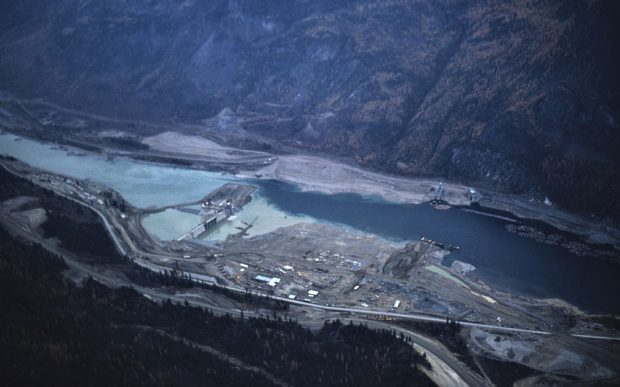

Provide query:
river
left=1, top=132, right=619, bottom=314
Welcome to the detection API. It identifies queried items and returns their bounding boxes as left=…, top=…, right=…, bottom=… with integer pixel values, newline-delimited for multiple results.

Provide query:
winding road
left=3, top=159, right=620, bottom=387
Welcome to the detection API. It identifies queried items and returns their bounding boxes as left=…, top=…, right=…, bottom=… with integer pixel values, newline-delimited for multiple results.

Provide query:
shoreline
left=250, top=153, right=620, bottom=250
left=4, top=151, right=618, bottom=319
left=3, top=137, right=620, bottom=386
left=8, top=131, right=620, bottom=315
left=1, top=124, right=619, bottom=251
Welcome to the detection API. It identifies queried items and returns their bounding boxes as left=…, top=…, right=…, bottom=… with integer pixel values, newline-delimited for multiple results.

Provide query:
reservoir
left=257, top=181, right=620, bottom=314
left=1, top=132, right=619, bottom=314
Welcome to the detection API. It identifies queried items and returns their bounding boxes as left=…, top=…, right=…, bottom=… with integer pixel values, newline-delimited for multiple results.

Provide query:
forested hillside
left=1, top=0, right=618, bottom=215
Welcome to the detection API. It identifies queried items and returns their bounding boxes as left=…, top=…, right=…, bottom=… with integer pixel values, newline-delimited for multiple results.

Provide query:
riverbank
left=1, top=94, right=618, bottom=251
left=137, top=131, right=620, bottom=250
left=1, top=96, right=619, bottom=251
left=249, top=153, right=620, bottom=250
left=2, top=158, right=619, bottom=385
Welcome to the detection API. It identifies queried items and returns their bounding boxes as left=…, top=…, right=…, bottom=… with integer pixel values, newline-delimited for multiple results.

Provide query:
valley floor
left=2, top=96, right=620, bottom=385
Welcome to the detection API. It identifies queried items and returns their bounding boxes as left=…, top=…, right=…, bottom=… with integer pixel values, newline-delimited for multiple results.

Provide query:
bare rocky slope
left=1, top=0, right=619, bottom=216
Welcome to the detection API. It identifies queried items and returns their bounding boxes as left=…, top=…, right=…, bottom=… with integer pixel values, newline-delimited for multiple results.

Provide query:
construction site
left=1, top=127, right=620, bottom=385
left=174, top=183, right=256, bottom=241
left=0, top=155, right=572, bottom=326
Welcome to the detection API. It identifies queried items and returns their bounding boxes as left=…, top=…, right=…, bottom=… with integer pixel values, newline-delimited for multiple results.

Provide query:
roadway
left=54, top=166, right=620, bottom=342
left=0, top=210, right=485, bottom=386
left=0, top=160, right=490, bottom=386
left=3, top=159, right=620, bottom=387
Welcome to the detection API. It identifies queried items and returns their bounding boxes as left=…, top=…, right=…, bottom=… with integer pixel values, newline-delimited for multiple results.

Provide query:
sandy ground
left=3, top=95, right=619, bottom=248
left=144, top=132, right=470, bottom=207
left=469, top=327, right=617, bottom=379
left=3, top=154, right=620, bottom=385
left=253, top=154, right=472, bottom=205
left=253, top=154, right=620, bottom=247
left=142, top=131, right=619, bottom=248
left=143, top=131, right=271, bottom=161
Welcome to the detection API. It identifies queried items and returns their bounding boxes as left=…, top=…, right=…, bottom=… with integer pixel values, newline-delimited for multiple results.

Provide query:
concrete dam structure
left=177, top=183, right=256, bottom=241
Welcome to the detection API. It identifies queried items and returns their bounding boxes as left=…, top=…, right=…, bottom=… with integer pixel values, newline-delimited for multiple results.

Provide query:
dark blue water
left=257, top=180, right=620, bottom=314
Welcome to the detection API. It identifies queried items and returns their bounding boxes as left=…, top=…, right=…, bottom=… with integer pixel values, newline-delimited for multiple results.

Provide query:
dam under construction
left=174, top=183, right=256, bottom=241
left=2, top=101, right=620, bottom=384
left=3, top=132, right=620, bottom=313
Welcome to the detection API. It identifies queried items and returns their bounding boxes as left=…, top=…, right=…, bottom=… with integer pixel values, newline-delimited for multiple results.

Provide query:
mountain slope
left=0, top=0, right=618, bottom=216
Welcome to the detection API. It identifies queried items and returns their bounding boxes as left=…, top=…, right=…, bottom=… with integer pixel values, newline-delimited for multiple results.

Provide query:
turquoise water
left=2, top=132, right=619, bottom=313
left=141, top=209, right=203, bottom=241
left=0, top=133, right=316, bottom=241
left=0, top=133, right=227, bottom=208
